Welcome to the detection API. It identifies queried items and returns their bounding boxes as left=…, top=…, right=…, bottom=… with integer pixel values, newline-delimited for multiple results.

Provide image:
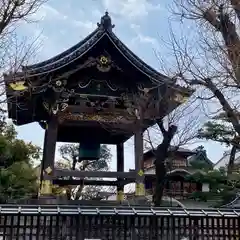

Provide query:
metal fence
left=0, top=205, right=239, bottom=239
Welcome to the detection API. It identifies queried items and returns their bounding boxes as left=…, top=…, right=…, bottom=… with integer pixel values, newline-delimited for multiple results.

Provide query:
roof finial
left=97, top=11, right=115, bottom=31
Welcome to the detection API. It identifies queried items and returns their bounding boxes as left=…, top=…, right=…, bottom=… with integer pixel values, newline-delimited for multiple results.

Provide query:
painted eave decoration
left=9, top=81, right=28, bottom=91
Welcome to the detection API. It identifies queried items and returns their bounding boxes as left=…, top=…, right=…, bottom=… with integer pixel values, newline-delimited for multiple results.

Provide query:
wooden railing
left=0, top=205, right=239, bottom=239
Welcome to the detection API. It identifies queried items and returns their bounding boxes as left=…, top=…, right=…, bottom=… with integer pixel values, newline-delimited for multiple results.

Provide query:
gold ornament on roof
left=9, top=81, right=27, bottom=91
left=100, top=56, right=109, bottom=65
left=97, top=55, right=111, bottom=72
left=56, top=80, right=62, bottom=86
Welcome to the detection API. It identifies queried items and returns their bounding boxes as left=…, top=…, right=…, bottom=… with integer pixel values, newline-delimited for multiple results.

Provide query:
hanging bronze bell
left=78, top=142, right=100, bottom=161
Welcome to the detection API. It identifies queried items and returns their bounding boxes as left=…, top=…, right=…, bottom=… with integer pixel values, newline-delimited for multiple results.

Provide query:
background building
left=143, top=146, right=213, bottom=201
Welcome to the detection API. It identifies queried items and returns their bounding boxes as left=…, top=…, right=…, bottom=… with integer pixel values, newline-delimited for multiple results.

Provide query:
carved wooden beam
left=67, top=104, right=130, bottom=116
left=54, top=169, right=137, bottom=178
left=52, top=179, right=132, bottom=186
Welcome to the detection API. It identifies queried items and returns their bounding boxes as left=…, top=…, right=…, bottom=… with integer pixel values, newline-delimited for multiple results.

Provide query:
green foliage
left=190, top=159, right=212, bottom=171
left=0, top=122, right=40, bottom=203
left=198, top=114, right=239, bottom=173
left=196, top=112, right=240, bottom=206
left=198, top=120, right=236, bottom=147
left=0, top=161, right=38, bottom=203
left=186, top=165, right=240, bottom=206
left=0, top=124, right=40, bottom=168
left=198, top=112, right=240, bottom=165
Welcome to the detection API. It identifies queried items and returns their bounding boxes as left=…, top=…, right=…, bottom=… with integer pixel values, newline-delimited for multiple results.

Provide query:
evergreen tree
left=198, top=113, right=240, bottom=173
left=0, top=121, right=40, bottom=203
left=186, top=163, right=240, bottom=207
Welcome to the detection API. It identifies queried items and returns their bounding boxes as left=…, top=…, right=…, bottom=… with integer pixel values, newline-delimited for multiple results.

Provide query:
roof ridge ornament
left=97, top=11, right=115, bottom=31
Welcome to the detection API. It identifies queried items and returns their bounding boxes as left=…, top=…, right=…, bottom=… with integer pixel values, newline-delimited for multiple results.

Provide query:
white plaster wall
left=202, top=183, right=210, bottom=192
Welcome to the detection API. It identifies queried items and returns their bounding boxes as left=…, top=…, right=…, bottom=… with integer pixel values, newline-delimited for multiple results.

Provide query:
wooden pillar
left=39, top=116, right=58, bottom=197
left=134, top=128, right=145, bottom=197
left=117, top=143, right=124, bottom=201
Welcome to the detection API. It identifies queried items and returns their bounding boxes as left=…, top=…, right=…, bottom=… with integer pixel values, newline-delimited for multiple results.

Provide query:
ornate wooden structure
left=4, top=12, right=192, bottom=201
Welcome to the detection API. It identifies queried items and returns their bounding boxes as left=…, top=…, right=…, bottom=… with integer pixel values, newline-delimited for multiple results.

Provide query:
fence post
left=192, top=217, right=199, bottom=240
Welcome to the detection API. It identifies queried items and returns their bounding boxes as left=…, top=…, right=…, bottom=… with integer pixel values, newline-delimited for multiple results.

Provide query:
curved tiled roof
left=22, top=28, right=100, bottom=71
left=21, top=29, right=105, bottom=75
left=20, top=12, right=169, bottom=82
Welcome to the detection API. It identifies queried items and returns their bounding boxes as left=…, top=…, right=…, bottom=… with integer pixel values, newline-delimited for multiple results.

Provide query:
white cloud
left=30, top=2, right=97, bottom=40
left=130, top=23, right=159, bottom=50
left=92, top=9, right=102, bottom=19
left=138, top=34, right=159, bottom=47
left=72, top=20, right=95, bottom=31
left=132, top=33, right=159, bottom=50
left=31, top=4, right=67, bottom=21
left=102, top=0, right=161, bottom=19
left=130, top=23, right=141, bottom=31
left=72, top=20, right=96, bottom=37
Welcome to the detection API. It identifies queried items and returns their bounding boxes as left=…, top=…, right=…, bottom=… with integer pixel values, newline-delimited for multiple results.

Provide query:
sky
left=14, top=0, right=228, bottom=171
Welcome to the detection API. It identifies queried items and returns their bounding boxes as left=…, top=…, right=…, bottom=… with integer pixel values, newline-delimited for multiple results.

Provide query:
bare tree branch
left=0, top=0, right=46, bottom=108
left=163, top=0, right=240, bottom=174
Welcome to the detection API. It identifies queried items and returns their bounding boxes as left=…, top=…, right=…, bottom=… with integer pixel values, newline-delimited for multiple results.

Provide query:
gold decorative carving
left=40, top=180, right=52, bottom=195
left=9, top=81, right=27, bottom=91
left=45, top=167, right=52, bottom=175
left=43, top=102, right=50, bottom=111
left=69, top=55, right=121, bottom=77
left=58, top=112, right=134, bottom=124
left=43, top=102, right=68, bottom=115
left=97, top=55, right=111, bottom=72
left=99, top=56, right=109, bottom=64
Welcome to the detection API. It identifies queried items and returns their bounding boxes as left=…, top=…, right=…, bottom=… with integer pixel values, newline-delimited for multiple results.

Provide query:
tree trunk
left=66, top=156, right=83, bottom=200
left=154, top=124, right=177, bottom=207
left=204, top=78, right=240, bottom=135
left=228, top=145, right=237, bottom=174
